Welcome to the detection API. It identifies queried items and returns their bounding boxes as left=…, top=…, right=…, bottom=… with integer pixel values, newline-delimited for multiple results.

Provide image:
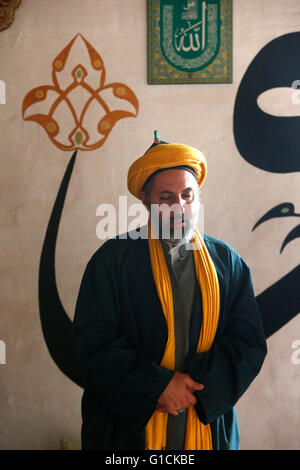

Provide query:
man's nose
left=173, top=195, right=185, bottom=214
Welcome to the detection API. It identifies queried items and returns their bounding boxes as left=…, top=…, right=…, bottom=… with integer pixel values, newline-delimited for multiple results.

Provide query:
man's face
left=140, top=168, right=200, bottom=245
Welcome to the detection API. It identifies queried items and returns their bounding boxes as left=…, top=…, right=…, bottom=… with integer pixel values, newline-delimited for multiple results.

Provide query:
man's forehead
left=151, top=168, right=198, bottom=191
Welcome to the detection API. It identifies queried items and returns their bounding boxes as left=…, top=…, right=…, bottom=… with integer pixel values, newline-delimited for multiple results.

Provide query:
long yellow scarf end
left=146, top=411, right=168, bottom=450
left=184, top=406, right=213, bottom=450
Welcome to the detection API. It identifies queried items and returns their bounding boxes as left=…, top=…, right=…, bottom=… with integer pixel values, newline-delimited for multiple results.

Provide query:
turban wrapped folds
left=127, top=143, right=207, bottom=199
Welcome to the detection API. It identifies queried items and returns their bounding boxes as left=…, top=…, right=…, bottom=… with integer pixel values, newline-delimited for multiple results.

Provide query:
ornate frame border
left=147, top=0, right=232, bottom=84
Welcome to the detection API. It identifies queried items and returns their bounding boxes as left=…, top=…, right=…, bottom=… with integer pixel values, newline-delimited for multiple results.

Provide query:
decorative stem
left=38, top=150, right=85, bottom=388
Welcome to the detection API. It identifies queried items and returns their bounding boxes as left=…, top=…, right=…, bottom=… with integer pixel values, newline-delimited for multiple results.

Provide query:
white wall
left=0, top=0, right=299, bottom=449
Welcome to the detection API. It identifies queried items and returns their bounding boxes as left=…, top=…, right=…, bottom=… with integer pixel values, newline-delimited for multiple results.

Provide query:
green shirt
left=161, top=241, right=197, bottom=450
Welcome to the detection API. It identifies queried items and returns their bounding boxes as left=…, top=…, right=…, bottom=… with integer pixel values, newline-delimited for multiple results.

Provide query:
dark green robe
left=72, top=227, right=267, bottom=450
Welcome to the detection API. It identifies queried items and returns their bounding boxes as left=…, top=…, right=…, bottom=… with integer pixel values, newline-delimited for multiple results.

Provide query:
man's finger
left=156, top=404, right=167, bottom=413
left=186, top=378, right=204, bottom=390
left=185, top=392, right=197, bottom=406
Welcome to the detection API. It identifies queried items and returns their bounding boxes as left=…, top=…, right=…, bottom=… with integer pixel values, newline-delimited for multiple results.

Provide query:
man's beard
left=148, top=202, right=200, bottom=247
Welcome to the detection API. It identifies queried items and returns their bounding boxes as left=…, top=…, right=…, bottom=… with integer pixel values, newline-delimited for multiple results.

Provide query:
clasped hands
left=156, top=371, right=204, bottom=416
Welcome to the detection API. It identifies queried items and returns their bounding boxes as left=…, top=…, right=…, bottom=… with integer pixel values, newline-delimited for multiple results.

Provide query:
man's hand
left=156, top=371, right=204, bottom=416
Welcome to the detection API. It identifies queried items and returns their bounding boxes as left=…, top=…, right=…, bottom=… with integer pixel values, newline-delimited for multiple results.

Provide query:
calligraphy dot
left=116, top=87, right=125, bottom=96
left=46, top=122, right=56, bottom=133
left=75, top=132, right=82, bottom=144
left=54, top=60, right=63, bottom=70
left=93, top=59, right=102, bottom=69
left=100, top=121, right=110, bottom=130
left=35, top=90, right=44, bottom=99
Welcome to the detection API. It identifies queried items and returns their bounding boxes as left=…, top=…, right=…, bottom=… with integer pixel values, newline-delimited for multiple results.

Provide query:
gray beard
left=148, top=203, right=200, bottom=248
left=163, top=215, right=197, bottom=248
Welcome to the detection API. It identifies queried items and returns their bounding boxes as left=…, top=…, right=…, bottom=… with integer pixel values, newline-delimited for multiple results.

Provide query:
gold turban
left=127, top=143, right=207, bottom=199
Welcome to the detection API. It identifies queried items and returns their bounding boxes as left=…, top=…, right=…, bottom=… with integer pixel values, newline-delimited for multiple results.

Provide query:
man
left=73, top=132, right=267, bottom=450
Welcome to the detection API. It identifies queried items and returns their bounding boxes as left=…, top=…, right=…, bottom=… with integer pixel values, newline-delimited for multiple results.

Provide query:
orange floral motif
left=0, top=0, right=21, bottom=32
left=22, top=34, right=139, bottom=151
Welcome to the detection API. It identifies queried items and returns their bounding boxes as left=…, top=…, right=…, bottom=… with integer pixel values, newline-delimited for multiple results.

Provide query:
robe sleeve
left=72, top=241, right=174, bottom=432
left=188, top=247, right=267, bottom=424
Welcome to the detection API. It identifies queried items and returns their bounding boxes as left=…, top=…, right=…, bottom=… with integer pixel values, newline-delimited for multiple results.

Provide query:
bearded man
left=73, top=132, right=267, bottom=451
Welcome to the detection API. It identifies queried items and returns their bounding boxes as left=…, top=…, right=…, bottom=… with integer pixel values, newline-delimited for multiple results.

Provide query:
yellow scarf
left=146, top=221, right=220, bottom=450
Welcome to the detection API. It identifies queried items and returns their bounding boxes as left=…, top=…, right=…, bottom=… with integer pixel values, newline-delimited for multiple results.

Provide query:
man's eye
left=160, top=196, right=172, bottom=201
left=182, top=194, right=192, bottom=199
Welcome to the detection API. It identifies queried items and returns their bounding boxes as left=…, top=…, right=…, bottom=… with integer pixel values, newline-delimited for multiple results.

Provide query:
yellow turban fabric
left=127, top=143, right=207, bottom=199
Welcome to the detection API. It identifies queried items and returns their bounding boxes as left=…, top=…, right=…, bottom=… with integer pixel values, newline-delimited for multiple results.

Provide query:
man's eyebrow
left=158, top=187, right=194, bottom=195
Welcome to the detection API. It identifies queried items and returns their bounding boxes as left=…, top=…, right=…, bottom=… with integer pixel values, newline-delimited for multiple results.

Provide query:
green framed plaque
left=148, top=0, right=232, bottom=84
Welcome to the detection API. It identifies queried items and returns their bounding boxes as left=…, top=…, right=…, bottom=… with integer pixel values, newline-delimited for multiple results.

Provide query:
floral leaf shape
left=22, top=34, right=139, bottom=151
